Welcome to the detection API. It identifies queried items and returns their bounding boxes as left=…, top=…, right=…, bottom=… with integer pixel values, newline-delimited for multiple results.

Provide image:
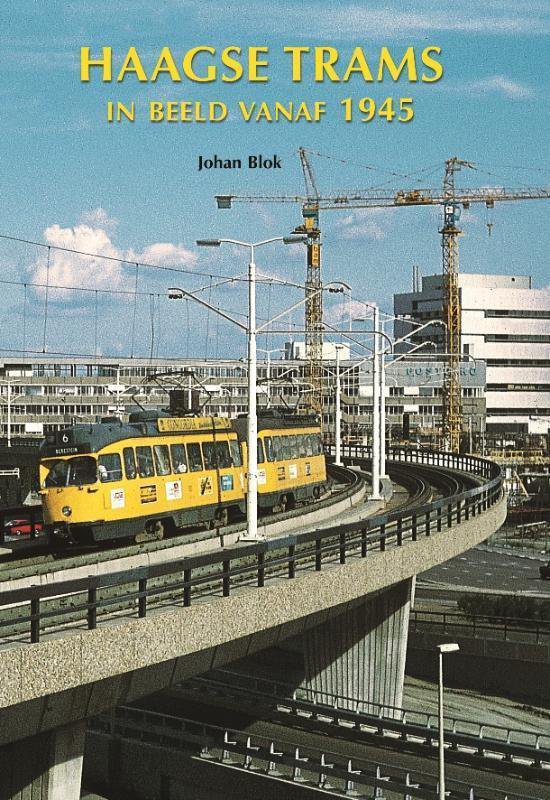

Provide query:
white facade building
left=394, top=273, right=550, bottom=435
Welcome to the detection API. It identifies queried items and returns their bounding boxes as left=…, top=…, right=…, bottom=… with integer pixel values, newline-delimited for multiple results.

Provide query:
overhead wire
left=0, top=231, right=310, bottom=290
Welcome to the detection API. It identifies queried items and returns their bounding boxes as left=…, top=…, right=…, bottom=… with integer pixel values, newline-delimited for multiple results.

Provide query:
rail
left=88, top=705, right=543, bottom=800
left=410, top=609, right=550, bottom=644
left=0, top=446, right=503, bottom=645
left=182, top=671, right=550, bottom=770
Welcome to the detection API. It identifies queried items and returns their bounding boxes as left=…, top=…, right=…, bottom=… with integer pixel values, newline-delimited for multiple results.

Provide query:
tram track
left=0, top=462, right=365, bottom=585
left=0, top=457, right=470, bottom=586
left=0, top=451, right=499, bottom=646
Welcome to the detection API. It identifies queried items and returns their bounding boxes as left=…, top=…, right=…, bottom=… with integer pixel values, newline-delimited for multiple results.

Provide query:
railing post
left=222, top=560, right=230, bottom=597
left=380, top=525, right=386, bottom=552
left=339, top=532, right=346, bottom=564
left=464, top=499, right=470, bottom=521
left=258, top=551, right=265, bottom=586
left=315, top=538, right=322, bottom=571
left=288, top=545, right=295, bottom=579
left=425, top=511, right=431, bottom=537
left=396, top=519, right=403, bottom=546
left=447, top=503, right=453, bottom=528
left=411, top=515, right=417, bottom=542
left=87, top=583, right=97, bottom=630
left=183, top=568, right=191, bottom=607
left=138, top=577, right=147, bottom=618
left=361, top=528, right=368, bottom=557
left=30, top=596, right=40, bottom=643
left=457, top=500, right=462, bottom=524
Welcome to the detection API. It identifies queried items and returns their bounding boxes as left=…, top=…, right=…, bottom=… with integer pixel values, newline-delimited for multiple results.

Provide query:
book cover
left=0, top=3, right=549, bottom=798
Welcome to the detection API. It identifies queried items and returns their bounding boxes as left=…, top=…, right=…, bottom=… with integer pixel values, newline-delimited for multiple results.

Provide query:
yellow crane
left=216, top=153, right=550, bottom=449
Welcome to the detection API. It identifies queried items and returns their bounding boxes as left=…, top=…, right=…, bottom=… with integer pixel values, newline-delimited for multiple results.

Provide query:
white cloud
left=137, top=242, right=198, bottom=266
left=29, top=213, right=198, bottom=301
left=462, top=75, right=535, bottom=100
left=325, top=298, right=377, bottom=326
left=335, top=208, right=393, bottom=241
left=80, top=207, right=118, bottom=230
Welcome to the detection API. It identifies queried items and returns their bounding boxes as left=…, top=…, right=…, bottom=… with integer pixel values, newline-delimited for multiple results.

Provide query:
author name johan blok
left=198, top=154, right=281, bottom=171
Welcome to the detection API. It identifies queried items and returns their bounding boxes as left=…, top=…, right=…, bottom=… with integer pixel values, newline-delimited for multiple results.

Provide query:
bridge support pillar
left=0, top=720, right=85, bottom=800
left=302, top=578, right=414, bottom=713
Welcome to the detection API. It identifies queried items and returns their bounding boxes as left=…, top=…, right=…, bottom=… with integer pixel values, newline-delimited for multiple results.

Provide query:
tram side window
left=257, top=439, right=265, bottom=465
left=280, top=436, right=291, bottom=461
left=264, top=436, right=275, bottom=462
left=123, top=447, right=137, bottom=479
left=216, top=441, right=232, bottom=469
left=170, top=443, right=187, bottom=474
left=272, top=436, right=282, bottom=461
left=306, top=435, right=315, bottom=457
left=288, top=435, right=298, bottom=458
left=98, top=453, right=123, bottom=483
left=186, top=443, right=203, bottom=472
left=229, top=439, right=242, bottom=467
left=298, top=435, right=307, bottom=457
left=202, top=442, right=217, bottom=470
left=314, top=436, right=323, bottom=455
left=153, top=445, right=171, bottom=476
left=136, top=446, right=155, bottom=478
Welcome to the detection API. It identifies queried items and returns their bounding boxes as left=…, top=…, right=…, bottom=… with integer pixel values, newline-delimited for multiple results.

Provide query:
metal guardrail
left=183, top=671, right=550, bottom=770
left=410, top=610, right=550, bottom=644
left=0, top=446, right=503, bottom=645
left=88, top=705, right=543, bottom=800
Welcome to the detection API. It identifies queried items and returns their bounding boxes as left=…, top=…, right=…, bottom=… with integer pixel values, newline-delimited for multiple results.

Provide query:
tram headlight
left=62, top=506, right=72, bottom=517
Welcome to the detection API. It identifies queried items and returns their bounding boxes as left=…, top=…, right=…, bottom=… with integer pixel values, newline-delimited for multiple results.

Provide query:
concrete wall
left=0, top=721, right=85, bottom=800
left=303, top=578, right=413, bottom=712
left=0, top=494, right=506, bottom=750
left=407, top=628, right=550, bottom=704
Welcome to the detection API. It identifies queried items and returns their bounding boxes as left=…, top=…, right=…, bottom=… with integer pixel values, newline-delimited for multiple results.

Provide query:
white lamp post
left=193, top=236, right=306, bottom=542
left=436, top=642, right=460, bottom=800
left=334, top=345, right=345, bottom=466
left=257, top=347, right=285, bottom=408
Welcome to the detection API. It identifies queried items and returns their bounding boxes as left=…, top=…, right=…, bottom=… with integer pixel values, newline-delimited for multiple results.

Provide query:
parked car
left=2, top=518, right=43, bottom=539
left=540, top=562, right=550, bottom=580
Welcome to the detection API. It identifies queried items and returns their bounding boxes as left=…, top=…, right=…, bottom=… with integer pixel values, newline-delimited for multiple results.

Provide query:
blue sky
left=1, top=1, right=549, bottom=361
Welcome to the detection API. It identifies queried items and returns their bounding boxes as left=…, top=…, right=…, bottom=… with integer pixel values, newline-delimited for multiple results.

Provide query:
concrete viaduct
left=0, top=449, right=506, bottom=799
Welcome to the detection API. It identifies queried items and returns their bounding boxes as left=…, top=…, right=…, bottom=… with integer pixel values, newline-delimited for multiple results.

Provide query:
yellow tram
left=39, top=411, right=326, bottom=544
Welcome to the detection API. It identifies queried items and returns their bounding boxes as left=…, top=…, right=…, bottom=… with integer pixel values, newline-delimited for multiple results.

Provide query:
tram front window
left=44, top=456, right=97, bottom=488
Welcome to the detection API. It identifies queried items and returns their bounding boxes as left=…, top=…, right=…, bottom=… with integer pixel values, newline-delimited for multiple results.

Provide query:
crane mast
left=296, top=148, right=323, bottom=418
left=441, top=157, right=473, bottom=452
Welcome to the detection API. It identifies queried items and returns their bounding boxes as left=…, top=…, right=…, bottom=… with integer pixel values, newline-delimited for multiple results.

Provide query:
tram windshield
left=43, top=456, right=97, bottom=488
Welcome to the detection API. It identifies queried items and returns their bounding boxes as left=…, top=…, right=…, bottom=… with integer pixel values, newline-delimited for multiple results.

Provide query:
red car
left=2, top=518, right=43, bottom=539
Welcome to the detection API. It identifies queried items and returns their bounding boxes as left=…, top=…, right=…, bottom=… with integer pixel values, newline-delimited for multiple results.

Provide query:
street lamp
left=333, top=345, right=346, bottom=466
left=436, top=642, right=460, bottom=800
left=178, top=235, right=307, bottom=542
left=257, top=347, right=286, bottom=407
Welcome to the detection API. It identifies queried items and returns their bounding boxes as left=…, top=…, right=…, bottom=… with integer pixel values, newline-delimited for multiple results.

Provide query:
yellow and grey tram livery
left=233, top=414, right=326, bottom=512
left=39, top=411, right=327, bottom=545
left=40, top=414, right=245, bottom=544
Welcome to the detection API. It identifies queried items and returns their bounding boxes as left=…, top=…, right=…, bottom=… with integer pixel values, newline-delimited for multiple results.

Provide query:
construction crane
left=216, top=154, right=550, bottom=449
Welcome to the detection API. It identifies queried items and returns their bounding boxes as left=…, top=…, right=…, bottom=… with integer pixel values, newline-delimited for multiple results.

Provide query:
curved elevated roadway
left=0, top=446, right=506, bottom=800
